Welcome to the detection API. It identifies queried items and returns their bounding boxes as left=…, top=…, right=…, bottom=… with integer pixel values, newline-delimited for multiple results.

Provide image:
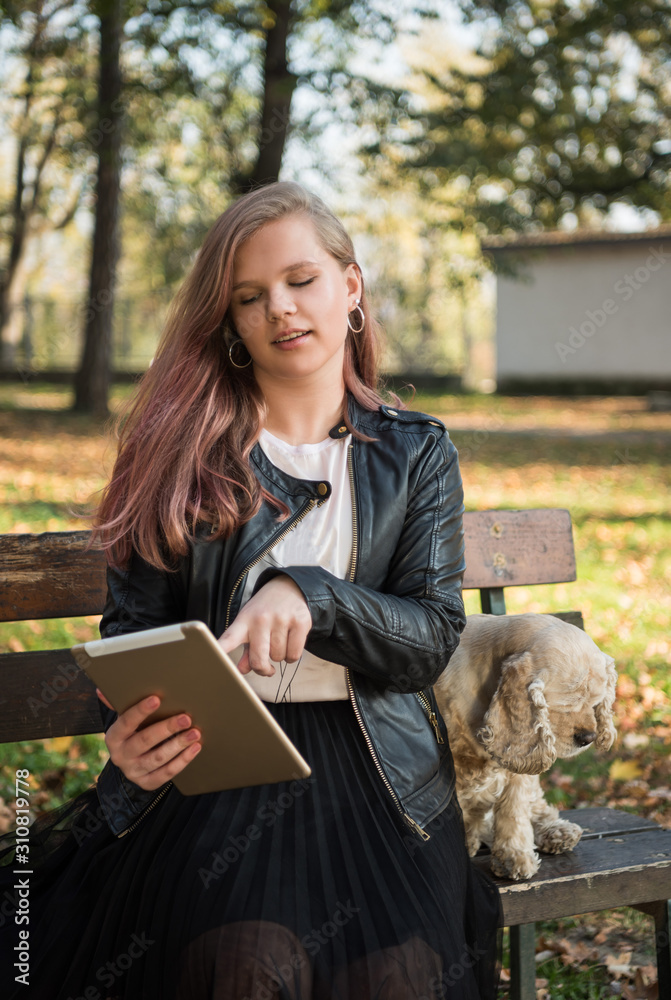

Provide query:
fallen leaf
left=605, top=951, right=632, bottom=978
left=621, top=780, right=652, bottom=800
left=610, top=759, right=644, bottom=781
left=622, top=973, right=658, bottom=1000
left=0, top=799, right=13, bottom=835
left=44, top=736, right=73, bottom=754
left=637, top=965, right=659, bottom=982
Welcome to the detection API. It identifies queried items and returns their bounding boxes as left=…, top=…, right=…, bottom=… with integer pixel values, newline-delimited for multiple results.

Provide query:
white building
left=481, top=226, right=671, bottom=392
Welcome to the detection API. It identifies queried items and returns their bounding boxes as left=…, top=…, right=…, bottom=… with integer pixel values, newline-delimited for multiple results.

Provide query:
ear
left=476, top=651, right=557, bottom=774
left=594, top=653, right=617, bottom=751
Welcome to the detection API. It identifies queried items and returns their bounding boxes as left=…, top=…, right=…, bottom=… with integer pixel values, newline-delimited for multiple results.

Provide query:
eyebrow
left=232, top=259, right=319, bottom=292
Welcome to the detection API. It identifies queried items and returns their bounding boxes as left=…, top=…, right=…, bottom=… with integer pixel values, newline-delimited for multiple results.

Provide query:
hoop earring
left=228, top=339, right=253, bottom=369
left=347, top=299, right=365, bottom=335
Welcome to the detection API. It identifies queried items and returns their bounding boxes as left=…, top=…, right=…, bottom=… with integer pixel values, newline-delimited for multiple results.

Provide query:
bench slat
left=557, top=806, right=661, bottom=838
left=0, top=510, right=576, bottom=624
left=471, top=809, right=662, bottom=854
left=549, top=610, right=584, bottom=629
left=0, top=532, right=107, bottom=622
left=463, top=509, right=576, bottom=590
left=473, top=811, right=671, bottom=925
left=0, top=649, right=101, bottom=741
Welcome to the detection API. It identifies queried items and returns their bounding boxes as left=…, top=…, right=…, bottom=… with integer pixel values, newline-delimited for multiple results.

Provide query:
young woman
left=0, top=181, right=500, bottom=999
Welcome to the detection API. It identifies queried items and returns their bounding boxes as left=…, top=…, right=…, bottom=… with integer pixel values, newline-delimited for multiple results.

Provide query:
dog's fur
left=434, top=614, right=617, bottom=880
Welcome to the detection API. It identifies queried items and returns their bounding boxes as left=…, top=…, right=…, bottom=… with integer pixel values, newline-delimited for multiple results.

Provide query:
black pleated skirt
left=0, top=700, right=501, bottom=999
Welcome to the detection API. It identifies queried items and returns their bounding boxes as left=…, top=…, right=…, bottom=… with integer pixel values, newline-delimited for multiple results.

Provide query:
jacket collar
left=250, top=444, right=328, bottom=501
left=249, top=391, right=374, bottom=500
left=327, top=393, right=378, bottom=439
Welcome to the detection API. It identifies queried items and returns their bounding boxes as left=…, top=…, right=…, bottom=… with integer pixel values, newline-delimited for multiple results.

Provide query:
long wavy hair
left=89, top=181, right=405, bottom=571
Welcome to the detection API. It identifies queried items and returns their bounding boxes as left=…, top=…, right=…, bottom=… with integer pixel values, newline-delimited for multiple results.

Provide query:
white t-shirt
left=229, top=427, right=352, bottom=702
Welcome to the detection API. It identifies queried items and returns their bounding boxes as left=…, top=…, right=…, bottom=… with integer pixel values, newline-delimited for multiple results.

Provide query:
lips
left=273, top=330, right=311, bottom=344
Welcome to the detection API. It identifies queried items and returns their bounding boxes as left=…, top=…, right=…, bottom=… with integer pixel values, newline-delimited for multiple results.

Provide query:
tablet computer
left=71, top=620, right=311, bottom=796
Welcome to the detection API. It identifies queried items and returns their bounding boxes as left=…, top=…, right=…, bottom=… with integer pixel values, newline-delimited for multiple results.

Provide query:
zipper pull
left=404, top=812, right=431, bottom=841
left=429, top=711, right=445, bottom=745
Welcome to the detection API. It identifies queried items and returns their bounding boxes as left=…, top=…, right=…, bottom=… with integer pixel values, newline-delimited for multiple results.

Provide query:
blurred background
left=1, top=2, right=670, bottom=996
left=1, top=0, right=669, bottom=406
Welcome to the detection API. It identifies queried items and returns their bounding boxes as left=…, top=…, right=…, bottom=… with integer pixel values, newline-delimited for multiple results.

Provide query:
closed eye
left=240, top=277, right=316, bottom=306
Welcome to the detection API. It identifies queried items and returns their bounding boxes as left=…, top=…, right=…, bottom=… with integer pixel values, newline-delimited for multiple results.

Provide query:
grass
left=533, top=956, right=612, bottom=999
left=0, top=382, right=670, bottom=995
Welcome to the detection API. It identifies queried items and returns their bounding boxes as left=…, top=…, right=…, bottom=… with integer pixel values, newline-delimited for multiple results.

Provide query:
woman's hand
left=97, top=689, right=201, bottom=790
left=218, top=574, right=312, bottom=676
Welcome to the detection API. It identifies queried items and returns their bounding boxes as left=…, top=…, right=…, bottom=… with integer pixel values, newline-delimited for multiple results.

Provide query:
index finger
left=217, top=619, right=250, bottom=655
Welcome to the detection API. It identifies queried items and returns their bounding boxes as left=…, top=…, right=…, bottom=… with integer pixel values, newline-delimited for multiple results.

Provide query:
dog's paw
left=535, top=820, right=582, bottom=855
left=490, top=848, right=540, bottom=881
left=466, top=828, right=485, bottom=857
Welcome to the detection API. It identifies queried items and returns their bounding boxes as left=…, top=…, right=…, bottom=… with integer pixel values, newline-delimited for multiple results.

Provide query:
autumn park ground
left=1, top=383, right=670, bottom=999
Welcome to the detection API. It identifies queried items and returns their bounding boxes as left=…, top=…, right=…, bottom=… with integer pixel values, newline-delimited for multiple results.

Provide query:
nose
left=573, top=729, right=597, bottom=747
left=267, top=286, right=297, bottom=321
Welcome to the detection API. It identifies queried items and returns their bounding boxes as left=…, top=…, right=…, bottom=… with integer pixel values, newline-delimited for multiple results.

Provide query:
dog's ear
left=476, top=651, right=557, bottom=774
left=594, top=653, right=617, bottom=751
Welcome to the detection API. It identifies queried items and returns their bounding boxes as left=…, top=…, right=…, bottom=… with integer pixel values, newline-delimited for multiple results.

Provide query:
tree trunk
left=0, top=160, right=27, bottom=371
left=0, top=66, right=32, bottom=371
left=72, top=0, right=123, bottom=416
left=242, top=0, right=297, bottom=192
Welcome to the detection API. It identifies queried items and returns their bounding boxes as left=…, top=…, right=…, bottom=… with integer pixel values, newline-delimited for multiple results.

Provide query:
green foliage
left=0, top=2, right=99, bottom=267
left=1, top=735, right=106, bottom=810
left=2, top=1, right=454, bottom=374
left=364, top=0, right=671, bottom=231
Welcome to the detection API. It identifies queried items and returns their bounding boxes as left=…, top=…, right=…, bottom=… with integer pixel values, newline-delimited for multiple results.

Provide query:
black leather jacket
left=95, top=396, right=467, bottom=841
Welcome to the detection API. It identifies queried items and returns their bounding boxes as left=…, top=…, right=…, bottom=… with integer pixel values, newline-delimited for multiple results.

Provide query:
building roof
left=481, top=224, right=671, bottom=254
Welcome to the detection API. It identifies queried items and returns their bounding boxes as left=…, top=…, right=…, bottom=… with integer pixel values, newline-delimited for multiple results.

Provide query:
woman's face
left=228, top=214, right=361, bottom=387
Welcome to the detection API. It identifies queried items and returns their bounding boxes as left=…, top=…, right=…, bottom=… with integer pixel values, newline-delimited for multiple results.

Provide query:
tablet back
left=72, top=620, right=311, bottom=796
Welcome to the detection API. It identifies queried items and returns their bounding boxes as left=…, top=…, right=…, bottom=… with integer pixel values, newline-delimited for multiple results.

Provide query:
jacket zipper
left=347, top=443, right=358, bottom=584
left=347, top=670, right=430, bottom=841
left=117, top=495, right=325, bottom=839
left=224, top=495, right=325, bottom=630
left=116, top=781, right=173, bottom=838
left=345, top=443, right=429, bottom=842
left=415, top=691, right=445, bottom=744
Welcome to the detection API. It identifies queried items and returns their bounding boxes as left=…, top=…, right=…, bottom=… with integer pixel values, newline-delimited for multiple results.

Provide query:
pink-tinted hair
left=89, top=181, right=405, bottom=571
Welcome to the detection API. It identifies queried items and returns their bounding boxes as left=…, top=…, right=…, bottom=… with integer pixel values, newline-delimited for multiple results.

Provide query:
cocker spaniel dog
left=434, top=613, right=617, bottom=880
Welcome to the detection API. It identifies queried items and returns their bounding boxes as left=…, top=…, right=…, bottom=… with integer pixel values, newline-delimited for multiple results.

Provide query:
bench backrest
left=0, top=509, right=578, bottom=743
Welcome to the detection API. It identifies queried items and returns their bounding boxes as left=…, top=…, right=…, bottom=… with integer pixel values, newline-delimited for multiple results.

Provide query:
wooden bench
left=461, top=509, right=671, bottom=1000
left=1, top=509, right=670, bottom=1000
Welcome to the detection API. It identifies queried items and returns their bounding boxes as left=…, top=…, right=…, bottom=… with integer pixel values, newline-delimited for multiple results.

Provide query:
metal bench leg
left=633, top=899, right=671, bottom=996
left=509, top=923, right=536, bottom=1000
left=652, top=900, right=671, bottom=997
